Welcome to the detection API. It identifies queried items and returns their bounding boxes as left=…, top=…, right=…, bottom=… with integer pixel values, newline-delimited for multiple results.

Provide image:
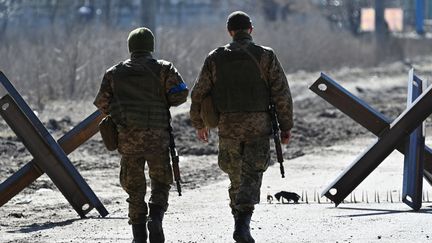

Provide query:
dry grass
left=0, top=24, right=128, bottom=107
left=0, top=13, right=429, bottom=108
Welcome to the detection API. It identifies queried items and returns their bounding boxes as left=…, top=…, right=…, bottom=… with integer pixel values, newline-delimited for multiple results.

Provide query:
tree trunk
left=140, top=0, right=156, bottom=31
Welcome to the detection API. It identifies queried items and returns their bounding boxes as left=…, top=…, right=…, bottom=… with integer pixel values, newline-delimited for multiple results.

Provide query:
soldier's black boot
left=131, top=223, right=147, bottom=243
left=147, top=204, right=165, bottom=243
left=233, top=211, right=255, bottom=243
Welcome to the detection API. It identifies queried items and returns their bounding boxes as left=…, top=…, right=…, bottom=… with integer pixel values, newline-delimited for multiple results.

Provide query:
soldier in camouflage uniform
left=190, top=11, right=293, bottom=243
left=94, top=27, right=188, bottom=243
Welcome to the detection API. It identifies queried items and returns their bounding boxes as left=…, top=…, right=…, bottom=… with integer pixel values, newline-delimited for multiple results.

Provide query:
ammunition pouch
left=99, top=115, right=118, bottom=151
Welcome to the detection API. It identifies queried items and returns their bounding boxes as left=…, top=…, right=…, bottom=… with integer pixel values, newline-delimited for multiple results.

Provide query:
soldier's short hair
left=227, top=11, right=252, bottom=31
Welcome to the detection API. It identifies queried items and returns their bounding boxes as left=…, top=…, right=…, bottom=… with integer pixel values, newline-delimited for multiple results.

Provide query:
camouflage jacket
left=94, top=52, right=188, bottom=155
left=190, top=33, right=293, bottom=141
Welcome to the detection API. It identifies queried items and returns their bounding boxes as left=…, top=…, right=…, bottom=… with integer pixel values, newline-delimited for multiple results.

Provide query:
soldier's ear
left=248, top=27, right=253, bottom=34
left=228, top=30, right=235, bottom=37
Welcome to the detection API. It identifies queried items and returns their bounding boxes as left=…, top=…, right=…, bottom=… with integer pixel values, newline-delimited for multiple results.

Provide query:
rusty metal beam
left=0, top=110, right=104, bottom=207
left=0, top=95, right=107, bottom=217
left=0, top=71, right=107, bottom=218
left=0, top=161, right=43, bottom=207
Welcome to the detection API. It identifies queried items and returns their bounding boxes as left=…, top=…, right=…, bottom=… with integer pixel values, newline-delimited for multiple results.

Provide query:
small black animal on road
left=274, top=191, right=300, bottom=204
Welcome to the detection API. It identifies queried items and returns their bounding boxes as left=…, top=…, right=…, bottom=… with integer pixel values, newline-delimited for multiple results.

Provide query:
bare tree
left=0, top=0, right=10, bottom=37
left=103, top=0, right=112, bottom=26
left=47, top=0, right=60, bottom=25
left=140, top=0, right=156, bottom=30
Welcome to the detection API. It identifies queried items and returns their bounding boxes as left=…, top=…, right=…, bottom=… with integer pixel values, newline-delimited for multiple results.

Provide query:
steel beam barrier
left=402, top=70, right=425, bottom=211
left=310, top=73, right=432, bottom=185
left=310, top=73, right=432, bottom=206
left=0, top=110, right=104, bottom=207
left=310, top=73, right=391, bottom=135
left=0, top=162, right=43, bottom=207
left=0, top=95, right=107, bottom=217
left=0, top=71, right=107, bottom=218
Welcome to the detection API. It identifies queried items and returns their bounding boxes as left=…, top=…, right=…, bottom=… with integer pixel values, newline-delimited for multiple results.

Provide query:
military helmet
left=127, top=27, right=155, bottom=53
left=227, top=11, right=252, bottom=31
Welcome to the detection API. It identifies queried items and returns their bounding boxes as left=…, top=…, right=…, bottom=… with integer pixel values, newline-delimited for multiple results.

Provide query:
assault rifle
left=233, top=42, right=285, bottom=177
left=140, top=60, right=183, bottom=195
left=168, top=121, right=182, bottom=196
left=269, top=102, right=285, bottom=178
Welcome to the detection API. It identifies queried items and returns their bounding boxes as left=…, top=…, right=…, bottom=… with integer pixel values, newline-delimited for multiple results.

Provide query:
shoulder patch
left=168, top=82, right=188, bottom=94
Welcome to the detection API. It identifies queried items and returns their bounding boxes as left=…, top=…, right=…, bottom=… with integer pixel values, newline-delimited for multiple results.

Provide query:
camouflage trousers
left=120, top=153, right=173, bottom=225
left=218, top=137, right=270, bottom=214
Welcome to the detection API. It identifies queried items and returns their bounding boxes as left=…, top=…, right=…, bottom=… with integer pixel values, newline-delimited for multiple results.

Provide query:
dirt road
left=2, top=57, right=432, bottom=242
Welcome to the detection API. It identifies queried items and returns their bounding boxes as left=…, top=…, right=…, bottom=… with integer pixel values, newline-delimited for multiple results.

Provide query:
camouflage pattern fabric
left=94, top=52, right=188, bottom=225
left=190, top=32, right=293, bottom=140
left=117, top=128, right=169, bottom=155
left=94, top=52, right=188, bottom=116
left=218, top=137, right=270, bottom=213
left=190, top=32, right=293, bottom=214
left=120, top=151, right=172, bottom=225
left=118, top=129, right=173, bottom=225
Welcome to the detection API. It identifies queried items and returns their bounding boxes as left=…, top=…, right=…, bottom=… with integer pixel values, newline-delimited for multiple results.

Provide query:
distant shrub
left=0, top=13, right=430, bottom=107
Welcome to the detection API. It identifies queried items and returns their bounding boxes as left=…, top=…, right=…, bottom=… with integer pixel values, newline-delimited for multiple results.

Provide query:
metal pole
left=375, top=0, right=386, bottom=36
left=416, top=0, right=425, bottom=34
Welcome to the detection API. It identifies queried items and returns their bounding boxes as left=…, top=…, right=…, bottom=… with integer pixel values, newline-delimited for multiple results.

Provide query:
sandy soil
left=2, top=57, right=432, bottom=242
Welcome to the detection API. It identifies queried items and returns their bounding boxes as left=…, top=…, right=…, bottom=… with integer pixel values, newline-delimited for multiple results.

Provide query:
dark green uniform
left=190, top=31, right=293, bottom=214
left=94, top=52, right=188, bottom=225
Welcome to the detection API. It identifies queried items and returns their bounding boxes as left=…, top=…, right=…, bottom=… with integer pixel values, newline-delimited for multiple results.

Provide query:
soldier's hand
left=197, top=128, right=209, bottom=143
left=281, top=130, right=291, bottom=144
